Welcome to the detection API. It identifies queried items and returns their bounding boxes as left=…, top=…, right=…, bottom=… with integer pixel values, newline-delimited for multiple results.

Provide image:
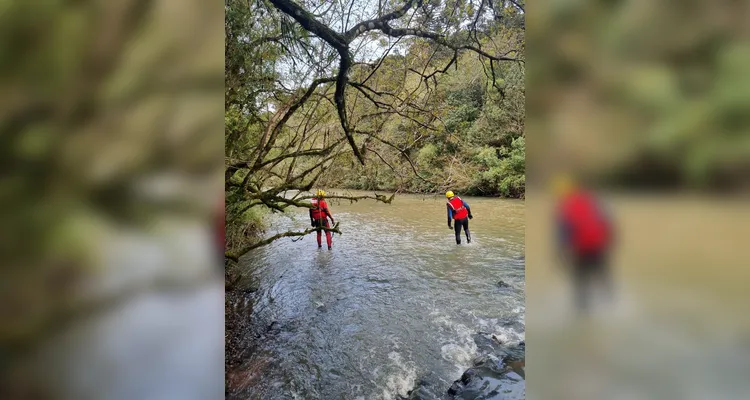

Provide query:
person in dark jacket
left=446, top=191, right=473, bottom=245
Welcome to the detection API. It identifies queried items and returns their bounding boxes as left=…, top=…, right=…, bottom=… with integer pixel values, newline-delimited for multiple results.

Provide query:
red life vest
left=559, top=191, right=610, bottom=254
left=447, top=196, right=469, bottom=220
left=311, top=198, right=328, bottom=220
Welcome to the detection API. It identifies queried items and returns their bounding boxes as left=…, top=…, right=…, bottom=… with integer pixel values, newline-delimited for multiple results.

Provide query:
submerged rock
left=398, top=385, right=440, bottom=400
left=496, top=280, right=511, bottom=288
left=447, top=341, right=525, bottom=399
left=473, top=333, right=505, bottom=354
left=397, top=374, right=441, bottom=400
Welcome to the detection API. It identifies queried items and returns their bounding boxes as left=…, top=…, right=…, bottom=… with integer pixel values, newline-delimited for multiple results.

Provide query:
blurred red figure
left=310, top=189, right=335, bottom=250
left=553, top=175, right=615, bottom=312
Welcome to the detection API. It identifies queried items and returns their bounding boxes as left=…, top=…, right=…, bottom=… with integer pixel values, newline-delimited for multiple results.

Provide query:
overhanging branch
left=226, top=223, right=342, bottom=261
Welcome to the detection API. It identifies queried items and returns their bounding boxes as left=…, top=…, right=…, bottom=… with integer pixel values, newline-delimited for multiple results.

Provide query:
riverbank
left=225, top=286, right=252, bottom=368
left=226, top=282, right=270, bottom=397
left=318, top=185, right=525, bottom=199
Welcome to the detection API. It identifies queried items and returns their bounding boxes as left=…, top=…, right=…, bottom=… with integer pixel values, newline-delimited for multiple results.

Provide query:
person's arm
left=309, top=207, right=315, bottom=226
left=463, top=200, right=473, bottom=219
left=447, top=204, right=453, bottom=227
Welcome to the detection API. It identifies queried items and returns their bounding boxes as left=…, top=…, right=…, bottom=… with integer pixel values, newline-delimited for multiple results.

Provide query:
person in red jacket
left=310, top=189, right=335, bottom=250
left=446, top=190, right=473, bottom=245
left=553, top=175, right=615, bottom=313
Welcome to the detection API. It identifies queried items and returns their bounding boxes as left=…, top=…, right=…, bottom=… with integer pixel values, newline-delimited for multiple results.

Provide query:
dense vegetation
left=225, top=0, right=526, bottom=259
left=528, top=0, right=750, bottom=191
left=318, top=40, right=525, bottom=197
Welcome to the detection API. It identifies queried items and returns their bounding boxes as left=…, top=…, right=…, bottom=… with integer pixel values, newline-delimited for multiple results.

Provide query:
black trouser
left=572, top=250, right=612, bottom=312
left=453, top=217, right=471, bottom=244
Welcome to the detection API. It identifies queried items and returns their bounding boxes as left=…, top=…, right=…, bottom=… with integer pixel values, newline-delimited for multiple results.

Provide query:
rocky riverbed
left=399, top=335, right=525, bottom=400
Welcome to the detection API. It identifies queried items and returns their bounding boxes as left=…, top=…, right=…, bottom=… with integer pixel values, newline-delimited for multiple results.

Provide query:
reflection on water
left=232, top=192, right=525, bottom=399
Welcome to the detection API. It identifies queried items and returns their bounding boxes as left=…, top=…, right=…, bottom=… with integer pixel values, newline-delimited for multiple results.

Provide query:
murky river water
left=526, top=193, right=750, bottom=400
left=232, top=192, right=525, bottom=399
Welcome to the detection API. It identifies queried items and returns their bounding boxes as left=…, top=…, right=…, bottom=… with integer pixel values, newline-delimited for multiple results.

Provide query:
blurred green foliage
left=0, top=0, right=223, bottom=374
left=528, top=0, right=750, bottom=191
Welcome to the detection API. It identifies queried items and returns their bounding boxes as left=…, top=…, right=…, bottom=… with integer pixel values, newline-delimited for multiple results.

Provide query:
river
left=228, top=191, right=525, bottom=399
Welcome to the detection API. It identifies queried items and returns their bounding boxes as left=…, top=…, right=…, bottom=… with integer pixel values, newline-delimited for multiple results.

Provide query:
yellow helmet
left=551, top=174, right=575, bottom=197
left=316, top=189, right=326, bottom=197
left=445, top=190, right=455, bottom=198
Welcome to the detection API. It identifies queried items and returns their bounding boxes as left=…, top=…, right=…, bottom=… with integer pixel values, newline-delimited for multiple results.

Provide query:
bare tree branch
left=344, top=0, right=423, bottom=41
left=226, top=191, right=395, bottom=260
left=226, top=223, right=342, bottom=261
left=251, top=76, right=336, bottom=167
left=508, top=0, right=525, bottom=13
left=265, top=0, right=520, bottom=168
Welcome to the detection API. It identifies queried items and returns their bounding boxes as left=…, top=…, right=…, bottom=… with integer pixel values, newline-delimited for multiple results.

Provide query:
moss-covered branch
left=225, top=222, right=342, bottom=261
left=296, top=193, right=397, bottom=204
left=224, top=192, right=395, bottom=261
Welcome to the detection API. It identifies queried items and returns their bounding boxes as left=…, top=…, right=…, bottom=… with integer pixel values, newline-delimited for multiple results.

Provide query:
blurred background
left=526, top=0, right=750, bottom=399
left=0, top=1, right=224, bottom=399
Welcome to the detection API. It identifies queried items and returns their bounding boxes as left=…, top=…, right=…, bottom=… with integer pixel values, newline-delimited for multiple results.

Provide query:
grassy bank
left=225, top=205, right=266, bottom=285
left=226, top=207, right=265, bottom=254
left=317, top=182, right=525, bottom=199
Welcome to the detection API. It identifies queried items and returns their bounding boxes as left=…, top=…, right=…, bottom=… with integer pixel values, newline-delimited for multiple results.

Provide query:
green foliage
left=225, top=203, right=266, bottom=254
left=533, top=0, right=750, bottom=190
left=321, top=30, right=526, bottom=198
left=417, top=143, right=440, bottom=167
left=471, top=137, right=525, bottom=197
